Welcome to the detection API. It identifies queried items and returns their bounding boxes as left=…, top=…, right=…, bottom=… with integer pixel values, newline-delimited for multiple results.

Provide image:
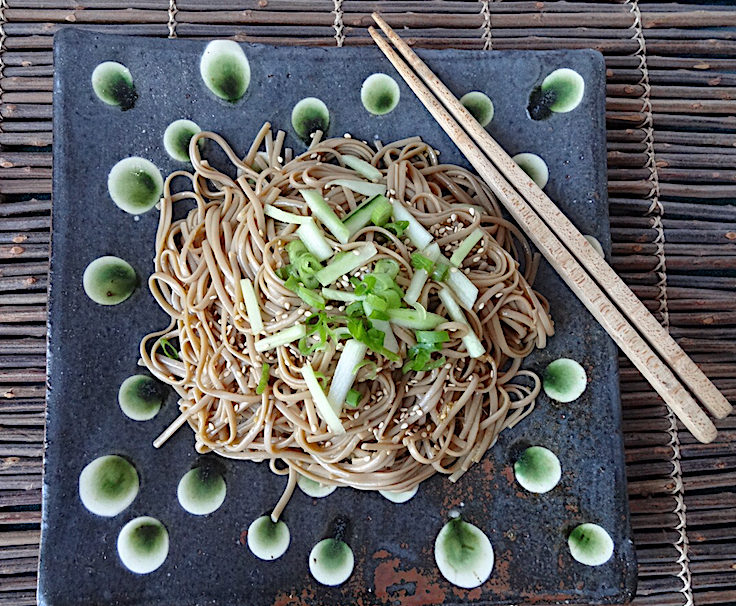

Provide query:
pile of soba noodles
left=141, top=123, right=553, bottom=517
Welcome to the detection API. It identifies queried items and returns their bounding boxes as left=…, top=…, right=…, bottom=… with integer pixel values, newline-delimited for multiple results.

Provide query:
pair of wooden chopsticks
left=368, top=13, right=732, bottom=444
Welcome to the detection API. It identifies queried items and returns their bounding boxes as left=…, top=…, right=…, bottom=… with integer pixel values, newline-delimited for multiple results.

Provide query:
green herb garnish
left=160, top=337, right=179, bottom=360
left=256, top=363, right=270, bottom=395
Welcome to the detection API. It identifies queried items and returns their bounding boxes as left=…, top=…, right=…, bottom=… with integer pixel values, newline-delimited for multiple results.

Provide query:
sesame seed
left=400, top=422, right=409, bottom=429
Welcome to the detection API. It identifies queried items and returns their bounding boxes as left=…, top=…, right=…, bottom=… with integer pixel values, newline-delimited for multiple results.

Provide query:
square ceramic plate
left=40, top=29, right=636, bottom=606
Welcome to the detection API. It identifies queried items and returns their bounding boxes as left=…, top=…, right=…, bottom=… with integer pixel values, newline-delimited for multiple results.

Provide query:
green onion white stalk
left=327, top=339, right=367, bottom=410
left=404, top=243, right=441, bottom=306
left=390, top=200, right=433, bottom=249
left=449, top=228, right=484, bottom=267
left=326, top=179, right=386, bottom=198
left=300, top=189, right=350, bottom=244
left=316, top=244, right=377, bottom=286
left=321, top=287, right=362, bottom=303
left=255, top=324, right=306, bottom=353
left=387, top=308, right=445, bottom=330
left=264, top=204, right=309, bottom=225
left=437, top=288, right=485, bottom=358
left=342, top=195, right=391, bottom=236
left=446, top=267, right=479, bottom=309
left=301, top=364, right=346, bottom=435
left=342, top=155, right=381, bottom=182
left=296, top=218, right=333, bottom=262
left=240, top=278, right=263, bottom=334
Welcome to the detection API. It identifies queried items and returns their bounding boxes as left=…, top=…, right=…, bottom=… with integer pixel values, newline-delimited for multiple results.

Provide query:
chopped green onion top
left=159, top=338, right=179, bottom=360
left=374, top=258, right=400, bottom=278
left=285, top=276, right=326, bottom=310
left=432, top=262, right=449, bottom=282
left=370, top=196, right=393, bottom=226
left=384, top=220, right=409, bottom=237
left=416, top=330, right=450, bottom=345
left=298, top=312, right=334, bottom=356
left=256, top=363, right=270, bottom=394
left=411, top=253, right=435, bottom=272
left=404, top=346, right=446, bottom=373
left=347, top=316, right=400, bottom=362
left=345, top=389, right=361, bottom=408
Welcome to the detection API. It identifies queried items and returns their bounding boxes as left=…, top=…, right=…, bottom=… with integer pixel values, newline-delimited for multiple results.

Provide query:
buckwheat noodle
left=140, top=123, right=554, bottom=520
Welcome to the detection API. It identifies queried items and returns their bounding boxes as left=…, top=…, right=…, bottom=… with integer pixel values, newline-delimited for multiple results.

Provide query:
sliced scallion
left=301, top=364, right=346, bottom=435
left=423, top=242, right=442, bottom=262
left=345, top=389, right=361, bottom=408
left=384, top=221, right=409, bottom=237
left=370, top=197, right=393, bottom=226
left=342, top=195, right=389, bottom=236
left=372, top=318, right=399, bottom=353
left=390, top=200, right=433, bottom=250
left=316, top=244, right=377, bottom=286
left=300, top=189, right=350, bottom=244
left=264, top=204, right=309, bottom=225
left=342, top=155, right=382, bottom=182
left=449, top=228, right=484, bottom=267
left=432, top=262, right=449, bottom=282
left=321, top=287, right=362, bottom=303
left=327, top=339, right=367, bottom=411
left=255, top=324, right=306, bottom=353
left=446, top=267, right=479, bottom=310
left=404, top=242, right=441, bottom=306
left=326, top=179, right=387, bottom=199
left=294, top=285, right=326, bottom=310
left=256, top=363, right=270, bottom=395
left=404, top=269, right=428, bottom=306
left=411, top=253, right=435, bottom=272
left=438, top=288, right=485, bottom=358
left=296, top=218, right=333, bottom=262
left=374, top=258, right=399, bottom=278
left=416, top=330, right=450, bottom=345
left=240, top=278, right=263, bottom=335
left=387, top=308, right=446, bottom=330
left=159, top=338, right=179, bottom=360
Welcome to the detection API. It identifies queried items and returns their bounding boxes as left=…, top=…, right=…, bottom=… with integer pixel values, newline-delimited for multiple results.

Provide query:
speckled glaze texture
left=41, top=29, right=636, bottom=606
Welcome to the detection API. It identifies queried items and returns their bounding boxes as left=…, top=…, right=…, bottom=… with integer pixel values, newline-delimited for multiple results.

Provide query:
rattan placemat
left=0, top=2, right=734, bottom=605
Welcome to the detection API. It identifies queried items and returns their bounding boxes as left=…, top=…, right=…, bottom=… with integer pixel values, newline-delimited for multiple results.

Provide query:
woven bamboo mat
left=0, top=1, right=734, bottom=605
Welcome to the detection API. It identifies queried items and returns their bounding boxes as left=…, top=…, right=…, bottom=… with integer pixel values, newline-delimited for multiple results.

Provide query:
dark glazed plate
left=41, top=29, right=636, bottom=606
